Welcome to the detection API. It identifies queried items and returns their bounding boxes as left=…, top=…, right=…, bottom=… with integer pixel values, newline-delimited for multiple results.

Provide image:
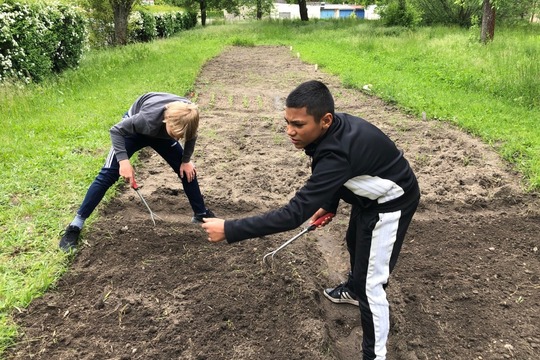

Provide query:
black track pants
left=346, top=199, right=419, bottom=360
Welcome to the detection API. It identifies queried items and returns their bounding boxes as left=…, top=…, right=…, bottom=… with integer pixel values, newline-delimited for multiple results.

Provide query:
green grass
left=1, top=19, right=539, bottom=355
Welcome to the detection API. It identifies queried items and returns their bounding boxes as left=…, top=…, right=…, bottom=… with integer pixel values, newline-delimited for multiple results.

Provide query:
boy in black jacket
left=202, top=80, right=420, bottom=360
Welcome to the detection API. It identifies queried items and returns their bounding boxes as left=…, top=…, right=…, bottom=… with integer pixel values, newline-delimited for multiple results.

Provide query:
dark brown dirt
left=6, top=46, right=540, bottom=360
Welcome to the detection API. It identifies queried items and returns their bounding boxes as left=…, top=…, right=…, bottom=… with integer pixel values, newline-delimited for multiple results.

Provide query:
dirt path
left=7, top=46, right=540, bottom=360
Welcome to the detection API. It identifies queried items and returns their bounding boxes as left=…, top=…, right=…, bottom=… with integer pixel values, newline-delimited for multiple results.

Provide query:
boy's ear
left=321, top=113, right=333, bottom=129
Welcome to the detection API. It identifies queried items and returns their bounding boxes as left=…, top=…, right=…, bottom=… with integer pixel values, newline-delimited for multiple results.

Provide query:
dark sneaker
left=323, top=283, right=359, bottom=306
left=191, top=209, right=216, bottom=223
left=59, top=225, right=81, bottom=252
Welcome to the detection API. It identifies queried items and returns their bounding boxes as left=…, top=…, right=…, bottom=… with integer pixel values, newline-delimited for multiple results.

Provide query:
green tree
left=110, top=0, right=137, bottom=45
left=175, top=0, right=207, bottom=25
left=411, top=0, right=480, bottom=26
left=83, top=0, right=115, bottom=47
left=255, top=0, right=263, bottom=19
left=379, top=0, right=422, bottom=27
left=411, top=0, right=538, bottom=26
left=222, top=0, right=274, bottom=20
left=493, top=0, right=538, bottom=22
left=248, top=0, right=274, bottom=20
left=480, top=0, right=496, bottom=42
left=454, top=0, right=537, bottom=43
left=297, top=0, right=308, bottom=21
left=284, top=0, right=308, bottom=21
left=177, top=0, right=273, bottom=24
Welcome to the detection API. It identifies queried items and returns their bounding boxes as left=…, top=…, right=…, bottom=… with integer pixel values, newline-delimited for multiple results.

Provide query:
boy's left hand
left=180, top=161, right=196, bottom=182
left=201, top=218, right=226, bottom=243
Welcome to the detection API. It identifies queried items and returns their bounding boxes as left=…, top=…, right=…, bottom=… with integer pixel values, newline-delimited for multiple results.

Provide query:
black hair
left=285, top=80, right=335, bottom=122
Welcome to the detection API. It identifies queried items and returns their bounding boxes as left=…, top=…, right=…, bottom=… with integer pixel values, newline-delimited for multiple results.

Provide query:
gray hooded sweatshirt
left=109, top=92, right=197, bottom=163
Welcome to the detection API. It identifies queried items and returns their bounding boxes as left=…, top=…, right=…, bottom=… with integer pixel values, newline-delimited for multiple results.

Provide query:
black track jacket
left=224, top=112, right=420, bottom=244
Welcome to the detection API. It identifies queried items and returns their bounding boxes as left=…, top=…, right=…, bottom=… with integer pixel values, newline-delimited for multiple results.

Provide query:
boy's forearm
left=182, top=136, right=197, bottom=163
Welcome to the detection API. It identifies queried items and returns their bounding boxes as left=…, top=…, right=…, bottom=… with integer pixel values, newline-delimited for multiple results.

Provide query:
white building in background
left=364, top=4, right=381, bottom=20
left=272, top=2, right=321, bottom=19
left=224, top=2, right=380, bottom=21
left=270, top=2, right=380, bottom=20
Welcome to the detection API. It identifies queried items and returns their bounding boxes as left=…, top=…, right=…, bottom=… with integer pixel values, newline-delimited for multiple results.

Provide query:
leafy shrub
left=155, top=12, right=176, bottom=37
left=84, top=0, right=114, bottom=48
left=0, top=2, right=52, bottom=82
left=48, top=4, right=88, bottom=72
left=379, top=0, right=422, bottom=28
left=129, top=9, right=157, bottom=43
left=0, top=2, right=87, bottom=83
left=182, top=11, right=197, bottom=29
left=128, top=10, right=197, bottom=42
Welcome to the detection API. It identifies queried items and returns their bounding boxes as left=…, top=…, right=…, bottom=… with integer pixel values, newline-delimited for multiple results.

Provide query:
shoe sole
left=323, top=290, right=359, bottom=307
left=59, top=243, right=78, bottom=253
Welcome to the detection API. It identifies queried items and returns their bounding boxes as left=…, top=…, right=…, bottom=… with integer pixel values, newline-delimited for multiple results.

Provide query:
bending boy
left=60, top=92, right=214, bottom=252
left=202, top=80, right=420, bottom=360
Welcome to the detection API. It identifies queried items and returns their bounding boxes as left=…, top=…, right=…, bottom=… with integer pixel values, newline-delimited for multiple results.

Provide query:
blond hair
left=163, top=101, right=199, bottom=140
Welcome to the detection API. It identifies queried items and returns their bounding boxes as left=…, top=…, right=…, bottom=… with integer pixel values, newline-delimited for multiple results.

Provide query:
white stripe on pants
left=365, top=210, right=401, bottom=359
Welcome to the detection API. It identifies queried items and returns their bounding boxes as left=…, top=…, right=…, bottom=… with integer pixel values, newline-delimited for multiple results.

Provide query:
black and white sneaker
left=191, top=209, right=216, bottom=223
left=323, top=283, right=359, bottom=307
left=59, top=225, right=81, bottom=252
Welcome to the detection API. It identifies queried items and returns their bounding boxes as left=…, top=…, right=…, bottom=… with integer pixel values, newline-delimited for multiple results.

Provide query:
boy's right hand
left=201, top=218, right=226, bottom=243
left=310, top=208, right=333, bottom=227
left=119, top=160, right=135, bottom=187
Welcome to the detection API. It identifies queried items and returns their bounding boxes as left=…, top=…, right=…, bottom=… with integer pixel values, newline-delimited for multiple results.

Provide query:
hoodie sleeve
left=182, top=135, right=197, bottom=163
left=224, top=149, right=351, bottom=243
left=110, top=117, right=139, bottom=162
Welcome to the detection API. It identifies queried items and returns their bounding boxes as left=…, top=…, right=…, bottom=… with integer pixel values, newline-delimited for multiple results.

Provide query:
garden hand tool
left=263, top=212, right=335, bottom=266
left=132, top=179, right=161, bottom=226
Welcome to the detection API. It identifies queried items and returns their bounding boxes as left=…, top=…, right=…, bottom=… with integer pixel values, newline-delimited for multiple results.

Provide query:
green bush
left=155, top=12, right=176, bottom=37
left=0, top=2, right=87, bottom=83
left=48, top=4, right=88, bottom=72
left=129, top=9, right=157, bottom=43
left=182, top=11, right=197, bottom=29
left=84, top=0, right=114, bottom=49
left=379, top=0, right=422, bottom=28
left=128, top=10, right=197, bottom=42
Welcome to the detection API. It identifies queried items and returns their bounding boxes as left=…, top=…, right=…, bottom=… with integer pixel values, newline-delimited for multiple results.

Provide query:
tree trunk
left=111, top=0, right=135, bottom=46
left=480, top=0, right=496, bottom=43
left=298, top=0, right=309, bottom=21
left=256, top=0, right=262, bottom=20
left=199, top=0, right=207, bottom=26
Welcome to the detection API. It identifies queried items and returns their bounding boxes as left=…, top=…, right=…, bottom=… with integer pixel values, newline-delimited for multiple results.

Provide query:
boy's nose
left=286, top=125, right=295, bottom=136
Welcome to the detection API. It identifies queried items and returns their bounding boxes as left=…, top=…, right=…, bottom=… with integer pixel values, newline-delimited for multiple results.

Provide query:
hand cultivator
left=263, top=212, right=334, bottom=266
left=132, top=179, right=162, bottom=226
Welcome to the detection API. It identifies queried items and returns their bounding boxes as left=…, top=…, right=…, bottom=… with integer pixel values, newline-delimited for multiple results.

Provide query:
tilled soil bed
left=7, top=46, right=540, bottom=360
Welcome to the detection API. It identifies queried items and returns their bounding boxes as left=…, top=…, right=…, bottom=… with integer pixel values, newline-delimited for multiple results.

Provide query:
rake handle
left=131, top=178, right=157, bottom=226
left=307, top=212, right=335, bottom=231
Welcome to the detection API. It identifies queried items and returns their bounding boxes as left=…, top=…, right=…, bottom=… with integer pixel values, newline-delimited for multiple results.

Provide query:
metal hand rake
left=263, top=212, right=334, bottom=266
left=132, top=179, right=163, bottom=226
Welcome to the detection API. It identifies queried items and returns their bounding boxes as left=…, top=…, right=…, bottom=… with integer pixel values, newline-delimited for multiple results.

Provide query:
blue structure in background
left=320, top=9, right=333, bottom=19
left=319, top=3, right=365, bottom=19
left=355, top=9, right=365, bottom=18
